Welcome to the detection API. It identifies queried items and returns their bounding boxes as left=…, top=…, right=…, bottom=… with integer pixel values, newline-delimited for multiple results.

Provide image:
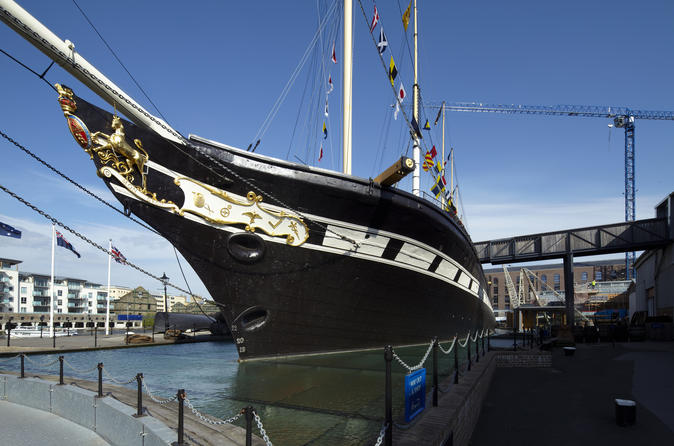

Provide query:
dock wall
left=0, top=373, right=175, bottom=446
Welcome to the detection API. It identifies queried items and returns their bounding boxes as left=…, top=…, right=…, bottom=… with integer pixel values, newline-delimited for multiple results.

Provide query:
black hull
left=67, top=94, right=495, bottom=360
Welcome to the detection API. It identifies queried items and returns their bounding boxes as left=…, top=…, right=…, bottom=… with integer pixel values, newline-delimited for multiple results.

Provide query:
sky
left=1, top=0, right=673, bottom=299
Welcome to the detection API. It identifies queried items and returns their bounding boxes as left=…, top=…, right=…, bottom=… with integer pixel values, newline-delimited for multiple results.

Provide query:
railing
left=0, top=354, right=274, bottom=446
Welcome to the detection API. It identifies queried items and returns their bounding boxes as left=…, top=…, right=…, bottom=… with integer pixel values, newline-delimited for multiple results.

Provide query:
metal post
left=58, top=355, right=64, bottom=385
left=53, top=329, right=56, bottom=348
left=176, top=389, right=185, bottom=446
left=488, top=333, right=491, bottom=351
left=432, top=337, right=438, bottom=407
left=475, top=335, right=480, bottom=363
left=385, top=345, right=393, bottom=446
left=482, top=334, right=485, bottom=357
left=125, top=325, right=129, bottom=345
left=40, top=324, right=43, bottom=338
left=454, top=339, right=459, bottom=384
left=135, top=373, right=144, bottom=417
left=563, top=252, right=575, bottom=328
left=467, top=337, right=471, bottom=371
left=94, top=325, right=98, bottom=348
left=97, top=363, right=103, bottom=397
left=6, top=326, right=10, bottom=347
left=20, top=354, right=24, bottom=378
left=245, top=406, right=253, bottom=446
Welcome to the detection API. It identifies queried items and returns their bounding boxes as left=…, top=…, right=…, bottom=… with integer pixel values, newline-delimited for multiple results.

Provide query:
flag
left=434, top=103, right=443, bottom=125
left=430, top=145, right=437, bottom=158
left=56, top=230, right=80, bottom=258
left=402, top=0, right=412, bottom=31
left=423, top=119, right=431, bottom=130
left=422, top=150, right=434, bottom=171
left=411, top=117, right=422, bottom=137
left=331, top=41, right=337, bottom=64
left=370, top=5, right=379, bottom=33
left=324, top=99, right=329, bottom=117
left=0, top=221, right=21, bottom=239
left=430, top=174, right=446, bottom=199
left=327, top=74, right=334, bottom=94
left=395, top=82, right=406, bottom=120
left=323, top=122, right=328, bottom=139
left=318, top=145, right=324, bottom=162
left=388, top=56, right=398, bottom=86
left=111, top=245, right=126, bottom=264
left=377, top=26, right=388, bottom=54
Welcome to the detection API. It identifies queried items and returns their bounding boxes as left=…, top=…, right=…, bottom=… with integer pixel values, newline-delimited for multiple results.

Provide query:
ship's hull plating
left=69, top=95, right=495, bottom=360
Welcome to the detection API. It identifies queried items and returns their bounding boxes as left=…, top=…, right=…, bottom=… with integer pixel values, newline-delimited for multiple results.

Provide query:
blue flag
left=0, top=221, right=21, bottom=239
left=56, top=230, right=81, bottom=258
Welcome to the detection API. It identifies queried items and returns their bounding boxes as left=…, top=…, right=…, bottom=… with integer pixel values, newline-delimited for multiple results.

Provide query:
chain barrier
left=438, top=336, right=457, bottom=355
left=23, top=355, right=60, bottom=368
left=392, top=340, right=434, bottom=372
left=62, top=358, right=99, bottom=375
left=0, top=355, right=21, bottom=364
left=252, top=410, right=274, bottom=446
left=141, top=379, right=179, bottom=405
left=373, top=422, right=388, bottom=446
left=182, top=397, right=242, bottom=424
left=471, top=331, right=479, bottom=342
left=101, top=367, right=137, bottom=385
left=457, top=331, right=471, bottom=348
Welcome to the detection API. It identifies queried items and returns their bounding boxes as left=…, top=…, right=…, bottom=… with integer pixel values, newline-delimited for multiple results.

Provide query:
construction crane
left=440, top=102, right=674, bottom=279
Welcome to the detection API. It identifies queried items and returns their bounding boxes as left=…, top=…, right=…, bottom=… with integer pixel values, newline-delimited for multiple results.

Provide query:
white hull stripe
left=110, top=168, right=492, bottom=307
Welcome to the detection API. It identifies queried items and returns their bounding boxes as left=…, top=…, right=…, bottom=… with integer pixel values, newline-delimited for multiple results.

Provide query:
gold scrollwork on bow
left=175, top=177, right=309, bottom=246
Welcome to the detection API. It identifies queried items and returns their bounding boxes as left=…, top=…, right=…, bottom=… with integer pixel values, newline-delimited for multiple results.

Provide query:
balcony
left=33, top=290, right=50, bottom=297
left=34, top=281, right=49, bottom=288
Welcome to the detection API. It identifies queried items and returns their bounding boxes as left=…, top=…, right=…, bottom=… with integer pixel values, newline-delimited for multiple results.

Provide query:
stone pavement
left=470, top=341, right=674, bottom=446
left=0, top=399, right=109, bottom=445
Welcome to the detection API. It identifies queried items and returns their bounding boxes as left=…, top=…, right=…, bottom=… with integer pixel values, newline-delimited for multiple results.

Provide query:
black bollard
left=125, top=325, right=129, bottom=345
left=20, top=354, right=25, bottom=378
left=467, top=337, right=471, bottom=371
left=245, top=406, right=253, bottom=446
left=40, top=324, right=43, bottom=339
left=6, top=327, right=10, bottom=347
left=97, top=363, right=103, bottom=397
left=135, top=373, right=144, bottom=417
left=454, top=339, right=459, bottom=384
left=52, top=330, right=56, bottom=349
left=58, top=356, right=64, bottom=385
left=94, top=326, right=98, bottom=348
left=513, top=329, right=517, bottom=351
left=176, top=389, right=185, bottom=445
left=475, top=335, right=480, bottom=364
left=432, top=338, right=438, bottom=407
left=384, top=345, right=393, bottom=446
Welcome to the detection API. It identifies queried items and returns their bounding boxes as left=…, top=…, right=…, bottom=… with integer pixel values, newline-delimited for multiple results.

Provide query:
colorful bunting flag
left=370, top=5, right=379, bottom=33
left=0, top=221, right=21, bottom=239
left=111, top=245, right=127, bottom=264
left=430, top=145, right=437, bottom=158
left=434, top=104, right=443, bottom=125
left=389, top=56, right=398, bottom=86
left=323, top=122, right=328, bottom=139
left=56, top=230, right=80, bottom=258
left=394, top=82, right=406, bottom=120
left=377, top=26, right=388, bottom=54
left=319, top=145, right=324, bottom=162
left=423, top=119, right=431, bottom=130
left=327, top=74, right=334, bottom=94
left=402, top=1, right=412, bottom=31
left=324, top=99, right=329, bottom=117
left=430, top=174, right=446, bottom=199
left=331, top=41, right=337, bottom=64
left=422, top=150, right=434, bottom=171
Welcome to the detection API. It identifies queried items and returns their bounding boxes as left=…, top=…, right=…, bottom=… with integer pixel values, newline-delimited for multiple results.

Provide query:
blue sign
left=117, top=314, right=142, bottom=321
left=404, top=368, right=426, bottom=422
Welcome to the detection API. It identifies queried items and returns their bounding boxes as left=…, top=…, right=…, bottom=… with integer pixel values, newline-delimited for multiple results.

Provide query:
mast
left=412, top=0, right=420, bottom=196
left=342, top=0, right=353, bottom=174
left=0, top=0, right=181, bottom=143
left=49, top=224, right=55, bottom=338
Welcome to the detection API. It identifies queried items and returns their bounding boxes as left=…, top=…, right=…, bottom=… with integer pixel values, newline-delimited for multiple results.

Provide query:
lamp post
left=160, top=273, right=169, bottom=332
left=39, top=315, right=44, bottom=339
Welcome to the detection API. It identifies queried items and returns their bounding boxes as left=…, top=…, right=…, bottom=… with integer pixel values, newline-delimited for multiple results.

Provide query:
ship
left=1, top=0, right=495, bottom=360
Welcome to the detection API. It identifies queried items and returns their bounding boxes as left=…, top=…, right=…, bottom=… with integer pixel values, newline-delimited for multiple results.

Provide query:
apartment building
left=16, top=272, right=109, bottom=315
left=0, top=258, right=21, bottom=312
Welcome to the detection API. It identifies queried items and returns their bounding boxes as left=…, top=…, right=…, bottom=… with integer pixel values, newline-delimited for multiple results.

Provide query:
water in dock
left=0, top=340, right=479, bottom=445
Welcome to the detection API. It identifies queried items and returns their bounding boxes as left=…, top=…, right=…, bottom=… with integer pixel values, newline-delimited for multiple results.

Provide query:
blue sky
left=1, top=0, right=673, bottom=299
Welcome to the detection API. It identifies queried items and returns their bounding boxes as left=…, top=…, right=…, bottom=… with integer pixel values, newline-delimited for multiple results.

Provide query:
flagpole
left=106, top=239, right=111, bottom=336
left=49, top=224, right=55, bottom=338
left=411, top=0, right=420, bottom=197
left=342, top=0, right=353, bottom=175
left=441, top=103, right=446, bottom=208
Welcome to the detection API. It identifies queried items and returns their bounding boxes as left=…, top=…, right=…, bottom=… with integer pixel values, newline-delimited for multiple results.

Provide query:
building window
left=541, top=274, right=547, bottom=289
left=57, top=290, right=62, bottom=297
left=57, top=309, right=62, bottom=314
left=581, top=272, right=588, bottom=282
left=20, top=307, right=27, bottom=313
left=20, top=297, right=27, bottom=304
left=553, top=274, right=560, bottom=291
left=595, top=271, right=602, bottom=281
left=57, top=299, right=62, bottom=306
left=20, top=286, right=27, bottom=295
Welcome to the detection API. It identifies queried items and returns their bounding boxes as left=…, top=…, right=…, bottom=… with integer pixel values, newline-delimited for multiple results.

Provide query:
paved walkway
left=0, top=400, right=109, bottom=445
left=471, top=341, right=674, bottom=445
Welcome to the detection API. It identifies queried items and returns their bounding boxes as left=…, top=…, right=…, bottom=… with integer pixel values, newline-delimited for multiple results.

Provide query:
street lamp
left=160, top=273, right=169, bottom=332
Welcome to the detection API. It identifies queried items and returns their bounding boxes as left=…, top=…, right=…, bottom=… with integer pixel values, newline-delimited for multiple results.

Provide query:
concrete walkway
left=470, top=341, right=674, bottom=445
left=0, top=399, right=109, bottom=445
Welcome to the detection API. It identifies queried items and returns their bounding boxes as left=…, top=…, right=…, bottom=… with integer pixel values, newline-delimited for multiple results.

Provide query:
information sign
left=404, top=368, right=426, bottom=422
